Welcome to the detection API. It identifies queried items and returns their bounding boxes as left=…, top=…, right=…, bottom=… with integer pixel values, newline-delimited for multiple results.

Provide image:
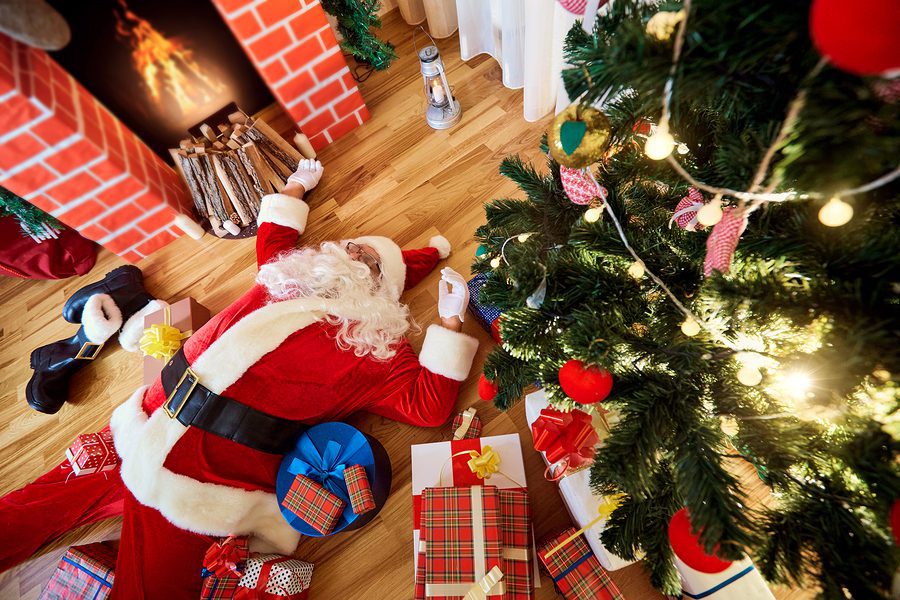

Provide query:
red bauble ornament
left=810, top=0, right=900, bottom=76
left=668, top=508, right=733, bottom=574
left=490, top=317, right=502, bottom=344
left=891, top=499, right=900, bottom=546
left=478, top=374, right=498, bottom=401
left=558, top=359, right=613, bottom=404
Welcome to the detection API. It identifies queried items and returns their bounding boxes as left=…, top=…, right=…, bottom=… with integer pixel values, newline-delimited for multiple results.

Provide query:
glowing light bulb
left=628, top=260, right=645, bottom=279
left=681, top=318, right=701, bottom=336
left=490, top=257, right=501, bottom=269
left=818, top=196, right=853, bottom=227
left=584, top=207, right=603, bottom=223
left=737, top=365, right=763, bottom=386
left=676, top=143, right=689, bottom=155
left=517, top=233, right=532, bottom=242
left=645, top=126, right=676, bottom=160
left=784, top=370, right=812, bottom=398
left=696, top=198, right=724, bottom=226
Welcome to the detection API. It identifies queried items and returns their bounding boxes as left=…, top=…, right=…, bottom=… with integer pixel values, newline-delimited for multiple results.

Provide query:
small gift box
left=422, top=485, right=504, bottom=599
left=200, top=536, right=250, bottom=599
left=343, top=464, right=375, bottom=515
left=281, top=474, right=345, bottom=535
left=450, top=407, right=482, bottom=440
left=39, top=542, right=116, bottom=600
left=235, top=554, right=314, bottom=600
left=142, top=297, right=211, bottom=386
left=674, top=556, right=775, bottom=599
left=499, top=489, right=535, bottom=599
left=538, top=529, right=623, bottom=600
left=466, top=274, right=502, bottom=343
left=65, top=430, right=119, bottom=476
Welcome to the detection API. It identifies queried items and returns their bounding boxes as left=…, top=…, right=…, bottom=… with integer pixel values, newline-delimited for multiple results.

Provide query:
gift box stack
left=411, top=432, right=538, bottom=599
left=200, top=536, right=314, bottom=600
left=524, top=390, right=635, bottom=572
left=466, top=273, right=502, bottom=343
left=39, top=542, right=116, bottom=600
left=141, top=298, right=211, bottom=385
left=65, top=429, right=119, bottom=476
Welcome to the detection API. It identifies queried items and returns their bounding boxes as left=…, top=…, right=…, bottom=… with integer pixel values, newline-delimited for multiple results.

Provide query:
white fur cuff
left=419, top=324, right=480, bottom=382
left=257, top=193, right=310, bottom=233
left=81, top=294, right=123, bottom=344
left=119, top=300, right=167, bottom=353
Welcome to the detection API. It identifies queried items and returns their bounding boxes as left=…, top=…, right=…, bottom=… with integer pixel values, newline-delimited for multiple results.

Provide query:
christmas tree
left=320, top=0, right=396, bottom=71
left=473, top=0, right=899, bottom=596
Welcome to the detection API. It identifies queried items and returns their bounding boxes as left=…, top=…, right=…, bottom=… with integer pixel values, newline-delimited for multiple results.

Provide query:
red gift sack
left=0, top=215, right=97, bottom=280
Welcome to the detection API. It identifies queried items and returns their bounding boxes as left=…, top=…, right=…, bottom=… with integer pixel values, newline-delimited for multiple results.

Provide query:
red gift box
left=65, top=430, right=119, bottom=476
left=538, top=529, right=623, bottom=600
left=201, top=536, right=250, bottom=599
left=450, top=408, right=482, bottom=440
left=343, top=464, right=375, bottom=515
left=235, top=554, right=313, bottom=599
left=422, top=485, right=504, bottom=599
left=281, top=474, right=345, bottom=535
left=39, top=542, right=116, bottom=600
left=499, top=489, right=534, bottom=599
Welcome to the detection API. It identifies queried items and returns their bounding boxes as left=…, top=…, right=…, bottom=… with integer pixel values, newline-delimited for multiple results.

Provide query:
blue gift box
left=275, top=422, right=392, bottom=537
left=467, top=273, right=502, bottom=340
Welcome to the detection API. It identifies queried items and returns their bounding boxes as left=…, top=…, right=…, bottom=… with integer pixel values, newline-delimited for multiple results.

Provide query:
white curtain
left=396, top=0, right=602, bottom=122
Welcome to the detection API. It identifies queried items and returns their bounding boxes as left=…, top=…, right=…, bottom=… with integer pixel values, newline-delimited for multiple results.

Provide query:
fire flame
left=114, top=0, right=225, bottom=117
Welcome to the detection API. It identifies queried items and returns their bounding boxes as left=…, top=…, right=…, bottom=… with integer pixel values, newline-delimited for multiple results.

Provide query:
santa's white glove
left=287, top=159, right=324, bottom=192
left=438, top=267, right=469, bottom=322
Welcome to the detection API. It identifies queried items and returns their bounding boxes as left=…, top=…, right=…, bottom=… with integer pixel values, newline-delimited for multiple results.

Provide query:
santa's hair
left=256, top=242, right=411, bottom=360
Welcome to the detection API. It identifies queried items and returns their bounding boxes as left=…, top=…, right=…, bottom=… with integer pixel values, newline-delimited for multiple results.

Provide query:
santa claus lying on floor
left=0, top=158, right=480, bottom=598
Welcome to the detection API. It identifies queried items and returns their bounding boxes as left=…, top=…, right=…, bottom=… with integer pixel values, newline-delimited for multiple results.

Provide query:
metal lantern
left=417, top=42, right=461, bottom=129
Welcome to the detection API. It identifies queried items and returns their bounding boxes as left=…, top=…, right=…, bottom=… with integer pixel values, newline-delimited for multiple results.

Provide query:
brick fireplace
left=0, top=0, right=368, bottom=263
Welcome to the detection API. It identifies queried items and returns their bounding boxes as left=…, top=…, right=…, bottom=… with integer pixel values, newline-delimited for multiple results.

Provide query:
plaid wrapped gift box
left=450, top=408, right=482, bottom=440
left=65, top=430, right=119, bottom=476
left=538, top=529, right=623, bottom=600
left=201, top=574, right=240, bottom=600
left=235, top=554, right=313, bottom=600
left=422, top=485, right=504, bottom=599
left=39, top=542, right=116, bottom=600
left=343, top=464, right=375, bottom=515
left=201, top=536, right=250, bottom=599
left=466, top=274, right=502, bottom=343
left=281, top=474, right=345, bottom=535
left=499, top=489, right=534, bottom=599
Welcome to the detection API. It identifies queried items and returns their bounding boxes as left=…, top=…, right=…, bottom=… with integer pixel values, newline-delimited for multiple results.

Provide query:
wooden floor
left=0, top=10, right=811, bottom=600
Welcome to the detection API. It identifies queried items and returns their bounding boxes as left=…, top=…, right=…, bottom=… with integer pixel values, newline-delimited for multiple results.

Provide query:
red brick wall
left=211, top=0, right=369, bottom=150
left=0, top=36, right=192, bottom=263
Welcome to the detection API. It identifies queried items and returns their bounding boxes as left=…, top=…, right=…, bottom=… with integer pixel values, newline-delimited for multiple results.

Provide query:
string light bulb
left=680, top=318, right=701, bottom=336
left=676, top=143, right=689, bottom=155
left=696, top=197, right=724, bottom=226
left=584, top=206, right=603, bottom=223
left=645, top=124, right=676, bottom=160
left=489, top=257, right=501, bottom=269
left=737, top=364, right=763, bottom=386
left=818, top=196, right=853, bottom=227
left=628, top=260, right=645, bottom=279
left=517, top=233, right=532, bottom=242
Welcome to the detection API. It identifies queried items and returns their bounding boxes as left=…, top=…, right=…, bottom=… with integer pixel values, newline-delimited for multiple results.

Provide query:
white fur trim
left=80, top=294, right=123, bottom=344
left=352, top=235, right=405, bottom=301
left=256, top=193, right=310, bottom=233
left=418, top=324, right=480, bottom=382
left=110, top=388, right=301, bottom=554
left=119, top=300, right=167, bottom=353
left=429, top=235, right=451, bottom=259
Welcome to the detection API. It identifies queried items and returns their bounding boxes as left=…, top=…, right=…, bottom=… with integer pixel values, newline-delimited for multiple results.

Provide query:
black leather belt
left=160, top=348, right=306, bottom=454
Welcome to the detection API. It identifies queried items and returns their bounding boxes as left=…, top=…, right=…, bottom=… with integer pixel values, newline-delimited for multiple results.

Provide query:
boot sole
left=25, top=372, right=65, bottom=415
left=62, top=265, right=144, bottom=324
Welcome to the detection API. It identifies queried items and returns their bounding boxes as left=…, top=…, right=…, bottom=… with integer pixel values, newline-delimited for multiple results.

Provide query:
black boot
left=27, top=294, right=123, bottom=414
left=63, top=265, right=154, bottom=324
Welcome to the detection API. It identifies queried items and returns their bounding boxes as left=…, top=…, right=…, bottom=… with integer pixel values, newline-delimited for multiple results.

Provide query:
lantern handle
left=412, top=25, right=438, bottom=57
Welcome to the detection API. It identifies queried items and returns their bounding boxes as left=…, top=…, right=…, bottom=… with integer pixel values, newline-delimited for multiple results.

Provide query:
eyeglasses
left=345, top=242, right=382, bottom=277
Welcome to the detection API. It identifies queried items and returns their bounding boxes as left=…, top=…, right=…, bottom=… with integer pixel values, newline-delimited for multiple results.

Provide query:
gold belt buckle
left=164, top=366, right=199, bottom=420
left=74, top=341, right=104, bottom=360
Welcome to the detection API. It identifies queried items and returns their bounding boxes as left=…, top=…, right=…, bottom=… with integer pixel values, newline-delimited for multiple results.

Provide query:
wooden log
left=236, top=145, right=267, bottom=205
left=251, top=118, right=301, bottom=167
left=213, top=153, right=256, bottom=226
left=243, top=142, right=283, bottom=194
left=189, top=153, right=229, bottom=223
left=171, top=150, right=209, bottom=218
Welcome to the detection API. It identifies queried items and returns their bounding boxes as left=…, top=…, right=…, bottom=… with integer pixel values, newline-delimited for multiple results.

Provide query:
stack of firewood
left=170, top=110, right=316, bottom=237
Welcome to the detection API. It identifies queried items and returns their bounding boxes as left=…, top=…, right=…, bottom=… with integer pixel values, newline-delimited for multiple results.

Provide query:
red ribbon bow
left=203, top=535, right=250, bottom=578
left=234, top=556, right=306, bottom=600
left=531, top=407, right=599, bottom=471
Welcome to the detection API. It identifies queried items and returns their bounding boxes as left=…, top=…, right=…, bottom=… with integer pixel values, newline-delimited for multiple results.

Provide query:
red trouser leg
left=0, top=459, right=125, bottom=573
left=110, top=490, right=211, bottom=599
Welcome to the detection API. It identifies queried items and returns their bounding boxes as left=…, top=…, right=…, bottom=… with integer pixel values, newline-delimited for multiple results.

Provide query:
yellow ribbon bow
left=466, top=445, right=501, bottom=479
left=139, top=310, right=189, bottom=361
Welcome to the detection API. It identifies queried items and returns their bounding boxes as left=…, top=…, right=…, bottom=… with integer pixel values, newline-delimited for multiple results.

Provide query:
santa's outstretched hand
left=283, top=158, right=324, bottom=197
left=438, top=267, right=469, bottom=331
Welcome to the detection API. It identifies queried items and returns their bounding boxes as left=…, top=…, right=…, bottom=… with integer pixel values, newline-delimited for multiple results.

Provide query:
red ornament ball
left=558, top=359, right=613, bottom=404
left=810, top=0, right=900, bottom=76
left=668, top=508, right=733, bottom=574
left=891, top=499, right=900, bottom=546
left=478, top=374, right=498, bottom=401
left=490, top=317, right=502, bottom=344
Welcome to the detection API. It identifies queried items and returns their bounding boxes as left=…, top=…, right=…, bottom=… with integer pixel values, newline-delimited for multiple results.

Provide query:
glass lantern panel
left=424, top=74, right=448, bottom=107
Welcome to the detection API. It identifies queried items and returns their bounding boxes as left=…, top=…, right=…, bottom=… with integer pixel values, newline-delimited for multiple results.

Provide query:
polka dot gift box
left=235, top=555, right=314, bottom=600
left=65, top=429, right=120, bottom=476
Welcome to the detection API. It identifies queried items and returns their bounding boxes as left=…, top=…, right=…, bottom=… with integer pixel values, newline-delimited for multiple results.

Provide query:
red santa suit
left=0, top=193, right=479, bottom=598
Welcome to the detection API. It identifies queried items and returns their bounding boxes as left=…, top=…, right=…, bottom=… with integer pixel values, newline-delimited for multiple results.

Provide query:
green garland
left=320, top=0, right=396, bottom=71
left=0, top=186, right=61, bottom=238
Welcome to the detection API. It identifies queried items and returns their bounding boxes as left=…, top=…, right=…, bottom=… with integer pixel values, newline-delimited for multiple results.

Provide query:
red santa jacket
left=109, top=193, right=479, bottom=554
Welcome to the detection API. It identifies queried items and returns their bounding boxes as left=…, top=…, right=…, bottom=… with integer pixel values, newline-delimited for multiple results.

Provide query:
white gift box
left=675, top=556, right=775, bottom=599
left=524, top=389, right=635, bottom=571
left=410, top=432, right=539, bottom=588
left=237, top=554, right=313, bottom=598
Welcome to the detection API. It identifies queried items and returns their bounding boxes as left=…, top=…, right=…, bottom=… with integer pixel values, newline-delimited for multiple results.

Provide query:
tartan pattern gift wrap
left=422, top=485, right=505, bottom=599
left=39, top=542, right=116, bottom=600
left=499, top=489, right=534, bottom=599
left=200, top=536, right=250, bottom=599
left=450, top=408, right=482, bottom=440
left=343, top=464, right=376, bottom=515
left=538, top=529, right=623, bottom=600
left=281, top=474, right=346, bottom=535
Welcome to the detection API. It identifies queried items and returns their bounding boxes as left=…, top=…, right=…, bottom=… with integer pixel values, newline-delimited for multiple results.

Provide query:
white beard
left=256, top=242, right=411, bottom=360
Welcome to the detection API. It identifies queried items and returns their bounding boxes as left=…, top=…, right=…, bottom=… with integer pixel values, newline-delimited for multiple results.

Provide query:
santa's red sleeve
left=255, top=193, right=311, bottom=268
left=366, top=324, right=480, bottom=427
